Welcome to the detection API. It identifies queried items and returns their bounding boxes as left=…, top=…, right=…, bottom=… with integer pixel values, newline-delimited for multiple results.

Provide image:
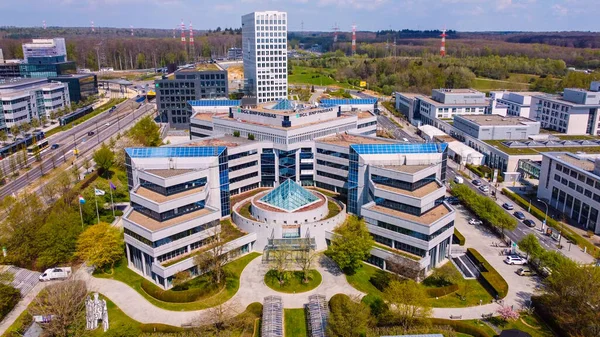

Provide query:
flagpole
left=94, top=187, right=100, bottom=224
left=110, top=188, right=115, bottom=217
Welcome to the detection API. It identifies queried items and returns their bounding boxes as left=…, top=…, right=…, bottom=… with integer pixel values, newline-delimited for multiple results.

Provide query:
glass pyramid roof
left=259, top=179, right=319, bottom=212
left=272, top=99, right=294, bottom=110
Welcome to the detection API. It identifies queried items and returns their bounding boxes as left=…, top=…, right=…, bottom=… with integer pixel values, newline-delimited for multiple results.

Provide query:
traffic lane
left=376, top=116, right=419, bottom=141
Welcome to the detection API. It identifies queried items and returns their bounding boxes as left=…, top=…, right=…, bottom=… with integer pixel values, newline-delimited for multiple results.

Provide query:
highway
left=0, top=102, right=155, bottom=199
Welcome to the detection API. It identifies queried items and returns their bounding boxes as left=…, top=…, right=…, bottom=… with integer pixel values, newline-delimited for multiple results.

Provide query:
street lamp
left=537, top=198, right=548, bottom=232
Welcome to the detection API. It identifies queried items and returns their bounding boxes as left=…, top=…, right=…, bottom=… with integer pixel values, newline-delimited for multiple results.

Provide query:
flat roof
left=126, top=207, right=215, bottom=232
left=418, top=95, right=489, bottom=107
left=368, top=203, right=450, bottom=226
left=533, top=93, right=600, bottom=108
left=134, top=185, right=204, bottom=203
left=144, top=169, right=195, bottom=178
left=457, top=114, right=537, bottom=126
left=317, top=133, right=395, bottom=147
left=246, top=101, right=337, bottom=116
left=185, top=135, right=256, bottom=148
left=191, top=113, right=226, bottom=122
left=178, top=63, right=222, bottom=72
left=484, top=139, right=600, bottom=156
left=0, top=78, right=47, bottom=89
left=217, top=114, right=357, bottom=131
left=374, top=181, right=441, bottom=198
left=380, top=164, right=434, bottom=174
left=545, top=152, right=597, bottom=172
left=434, top=88, right=481, bottom=94
left=357, top=111, right=374, bottom=119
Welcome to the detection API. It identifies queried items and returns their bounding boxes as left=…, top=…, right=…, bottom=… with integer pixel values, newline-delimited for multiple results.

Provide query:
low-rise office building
left=533, top=84, right=600, bottom=135
left=538, top=152, right=600, bottom=233
left=489, top=91, right=541, bottom=118
left=0, top=78, right=70, bottom=128
left=155, top=64, right=229, bottom=128
left=453, top=114, right=540, bottom=141
left=49, top=74, right=98, bottom=102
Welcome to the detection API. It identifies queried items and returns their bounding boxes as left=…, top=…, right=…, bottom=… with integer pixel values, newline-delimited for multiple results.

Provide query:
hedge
left=139, top=323, right=184, bottom=333
left=430, top=318, right=491, bottom=337
left=466, top=248, right=509, bottom=299
left=453, top=228, right=465, bottom=246
left=140, top=279, right=220, bottom=303
left=466, top=164, right=504, bottom=183
left=426, top=284, right=460, bottom=298
left=502, top=188, right=598, bottom=256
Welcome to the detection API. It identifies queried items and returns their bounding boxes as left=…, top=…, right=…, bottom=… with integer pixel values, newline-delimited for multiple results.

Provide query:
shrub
left=115, top=209, right=124, bottom=216
left=453, top=228, right=465, bottom=246
left=425, top=284, right=460, bottom=298
left=430, top=318, right=490, bottom=337
left=0, top=283, right=20, bottom=320
left=248, top=133, right=255, bottom=140
left=369, top=270, right=394, bottom=291
left=467, top=248, right=508, bottom=299
left=366, top=295, right=389, bottom=318
left=233, top=130, right=240, bottom=137
left=140, top=278, right=219, bottom=303
left=246, top=302, right=263, bottom=317
left=329, top=293, right=350, bottom=311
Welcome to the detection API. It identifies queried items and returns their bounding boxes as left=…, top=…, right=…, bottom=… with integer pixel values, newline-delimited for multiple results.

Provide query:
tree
left=518, top=234, right=543, bottom=259
left=8, top=155, right=17, bottom=176
left=40, top=116, right=48, bottom=127
left=233, top=130, right=240, bottom=137
left=383, top=280, right=432, bottom=329
left=194, top=301, right=242, bottom=336
left=30, top=280, right=87, bottom=337
left=35, top=201, right=82, bottom=270
left=0, top=130, right=7, bottom=144
left=194, top=226, right=229, bottom=285
left=295, top=239, right=319, bottom=283
left=497, top=305, right=520, bottom=321
left=0, top=283, right=20, bottom=320
left=172, top=271, right=191, bottom=288
left=30, top=118, right=40, bottom=129
left=93, top=143, right=115, bottom=177
left=128, top=115, right=161, bottom=146
left=76, top=222, right=123, bottom=271
left=327, top=294, right=372, bottom=337
left=386, top=255, right=425, bottom=281
left=9, top=125, right=19, bottom=139
left=269, top=246, right=292, bottom=285
left=247, top=133, right=255, bottom=140
left=71, top=164, right=80, bottom=182
left=326, top=216, right=374, bottom=274
left=55, top=171, right=73, bottom=197
left=83, top=158, right=91, bottom=174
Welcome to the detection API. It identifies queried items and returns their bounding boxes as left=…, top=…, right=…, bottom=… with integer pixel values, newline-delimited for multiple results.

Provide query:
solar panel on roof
left=188, top=99, right=240, bottom=107
left=351, top=143, right=447, bottom=155
left=320, top=98, right=377, bottom=105
left=125, top=146, right=226, bottom=158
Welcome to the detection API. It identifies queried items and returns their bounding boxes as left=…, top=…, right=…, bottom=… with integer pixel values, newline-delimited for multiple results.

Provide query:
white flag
left=94, top=188, right=106, bottom=196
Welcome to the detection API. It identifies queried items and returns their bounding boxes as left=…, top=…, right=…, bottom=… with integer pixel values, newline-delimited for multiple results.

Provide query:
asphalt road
left=377, top=115, right=421, bottom=142
left=0, top=102, right=155, bottom=199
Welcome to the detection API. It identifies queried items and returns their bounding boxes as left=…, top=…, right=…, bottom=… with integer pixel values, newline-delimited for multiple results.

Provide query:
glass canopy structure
left=259, top=179, right=319, bottom=212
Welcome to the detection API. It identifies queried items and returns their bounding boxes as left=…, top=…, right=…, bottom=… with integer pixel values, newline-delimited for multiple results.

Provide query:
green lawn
left=284, top=309, right=308, bottom=337
left=238, top=201, right=256, bottom=220
left=289, top=66, right=353, bottom=89
left=502, top=313, right=556, bottom=337
left=324, top=200, right=341, bottom=219
left=265, top=270, right=322, bottom=293
left=472, top=78, right=530, bottom=92
left=94, top=252, right=260, bottom=311
left=484, top=139, right=600, bottom=156
left=345, top=262, right=384, bottom=298
left=460, top=319, right=498, bottom=337
left=426, top=278, right=493, bottom=308
left=45, top=98, right=127, bottom=137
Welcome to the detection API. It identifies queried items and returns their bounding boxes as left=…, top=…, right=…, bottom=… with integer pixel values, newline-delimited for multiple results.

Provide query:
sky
left=0, top=0, right=598, bottom=32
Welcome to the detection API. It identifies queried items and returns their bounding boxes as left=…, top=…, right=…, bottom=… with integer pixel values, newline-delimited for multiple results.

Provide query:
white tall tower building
left=242, top=11, right=288, bottom=103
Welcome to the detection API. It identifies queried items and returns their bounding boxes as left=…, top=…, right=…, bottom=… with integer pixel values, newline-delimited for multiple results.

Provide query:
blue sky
left=0, top=0, right=597, bottom=32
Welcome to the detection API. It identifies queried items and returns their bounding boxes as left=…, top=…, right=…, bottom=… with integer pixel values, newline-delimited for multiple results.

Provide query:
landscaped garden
left=284, top=309, right=308, bottom=337
left=264, top=270, right=322, bottom=293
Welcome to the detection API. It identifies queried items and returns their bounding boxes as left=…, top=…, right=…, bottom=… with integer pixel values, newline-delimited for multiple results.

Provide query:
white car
left=479, top=185, right=490, bottom=193
left=504, top=256, right=527, bottom=265
left=468, top=218, right=483, bottom=225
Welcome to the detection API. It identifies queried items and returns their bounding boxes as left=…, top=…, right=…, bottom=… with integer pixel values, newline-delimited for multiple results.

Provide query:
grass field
left=265, top=270, right=322, bottom=293
left=472, top=78, right=530, bottom=92
left=284, top=309, right=308, bottom=337
left=289, top=66, right=353, bottom=88
left=345, top=262, right=384, bottom=298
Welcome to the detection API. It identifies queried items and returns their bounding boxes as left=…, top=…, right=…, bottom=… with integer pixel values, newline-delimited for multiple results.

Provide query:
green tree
left=201, top=43, right=212, bottom=58
left=30, top=118, right=40, bottom=129
left=128, top=116, right=161, bottom=146
left=93, top=143, right=115, bottom=177
left=0, top=283, right=20, bottom=320
left=384, top=280, right=432, bottom=328
left=518, top=234, right=543, bottom=259
left=326, top=216, right=374, bottom=274
left=0, top=130, right=8, bottom=144
left=327, top=294, right=371, bottom=337
left=136, top=53, right=146, bottom=69
left=35, top=201, right=82, bottom=270
left=76, top=222, right=123, bottom=271
left=9, top=125, right=19, bottom=139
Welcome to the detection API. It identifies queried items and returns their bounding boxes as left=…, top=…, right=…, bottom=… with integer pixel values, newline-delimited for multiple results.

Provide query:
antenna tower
left=43, top=20, right=46, bottom=30
left=180, top=19, right=186, bottom=49
left=130, top=25, right=134, bottom=36
left=173, top=27, right=176, bottom=39
left=189, top=22, right=195, bottom=62
left=332, top=23, right=339, bottom=43
left=91, top=20, right=95, bottom=33
left=440, top=28, right=447, bottom=57
left=351, top=24, right=357, bottom=55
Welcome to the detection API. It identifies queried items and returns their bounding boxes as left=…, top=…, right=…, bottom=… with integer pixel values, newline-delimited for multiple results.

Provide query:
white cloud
left=551, top=4, right=568, bottom=16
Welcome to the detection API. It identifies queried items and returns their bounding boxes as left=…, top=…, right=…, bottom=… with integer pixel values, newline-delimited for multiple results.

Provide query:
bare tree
left=269, top=246, right=292, bottom=285
left=295, top=239, right=319, bottom=283
left=83, top=158, right=91, bottom=174
left=194, top=225, right=230, bottom=285
left=55, top=171, right=73, bottom=197
left=191, top=300, right=242, bottom=337
left=40, top=180, right=59, bottom=204
left=386, top=255, right=425, bottom=282
left=30, top=280, right=88, bottom=337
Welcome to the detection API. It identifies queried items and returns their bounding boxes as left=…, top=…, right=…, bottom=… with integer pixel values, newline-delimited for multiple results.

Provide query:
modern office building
left=453, top=114, right=541, bottom=141
left=242, top=11, right=288, bottom=103
left=489, top=91, right=541, bottom=118
left=49, top=74, right=98, bottom=102
left=227, top=47, right=243, bottom=60
left=532, top=84, right=600, bottom=135
left=538, top=152, right=600, bottom=233
left=155, top=64, right=229, bottom=128
left=0, top=78, right=70, bottom=129
left=22, top=38, right=67, bottom=64
left=396, top=89, right=489, bottom=126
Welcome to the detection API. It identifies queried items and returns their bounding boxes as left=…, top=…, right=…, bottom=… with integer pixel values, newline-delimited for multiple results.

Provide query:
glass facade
left=259, top=179, right=319, bottom=212
left=218, top=149, right=230, bottom=216
left=261, top=149, right=276, bottom=187
left=278, top=149, right=296, bottom=181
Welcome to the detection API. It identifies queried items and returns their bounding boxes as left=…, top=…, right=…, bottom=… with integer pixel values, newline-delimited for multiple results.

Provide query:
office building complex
left=453, top=114, right=540, bottom=141
left=538, top=152, right=600, bottom=234
left=49, top=74, right=98, bottom=102
left=22, top=38, right=67, bottom=64
left=0, top=78, right=70, bottom=129
left=396, top=89, right=489, bottom=126
left=242, top=11, right=288, bottom=103
left=533, top=84, right=600, bottom=135
left=155, top=64, right=228, bottom=128
left=489, top=91, right=541, bottom=118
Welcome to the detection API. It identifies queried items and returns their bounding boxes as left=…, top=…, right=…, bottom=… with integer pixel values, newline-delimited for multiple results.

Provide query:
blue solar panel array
left=351, top=143, right=447, bottom=155
left=188, top=100, right=241, bottom=107
left=320, top=98, right=377, bottom=106
left=126, top=146, right=226, bottom=158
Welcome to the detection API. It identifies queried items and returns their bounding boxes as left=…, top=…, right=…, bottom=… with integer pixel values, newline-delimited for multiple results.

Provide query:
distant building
left=154, top=63, right=229, bottom=128
left=489, top=91, right=542, bottom=119
left=0, top=49, right=3, bottom=64
left=227, top=47, right=243, bottom=60
left=453, top=114, right=541, bottom=141
left=242, top=11, right=288, bottom=103
left=0, top=78, right=70, bottom=129
left=49, top=73, right=98, bottom=102
left=533, top=84, right=600, bottom=135
left=22, top=38, right=67, bottom=64
left=396, top=89, right=489, bottom=126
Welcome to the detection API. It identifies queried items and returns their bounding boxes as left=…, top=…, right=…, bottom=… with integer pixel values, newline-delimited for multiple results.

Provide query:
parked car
left=469, top=218, right=483, bottom=225
left=87, top=131, right=95, bottom=136
left=516, top=267, right=536, bottom=276
left=502, top=203, right=514, bottom=210
left=39, top=267, right=72, bottom=281
left=50, top=144, right=60, bottom=150
left=504, top=256, right=527, bottom=265
left=479, top=185, right=490, bottom=193
left=523, top=219, right=536, bottom=228
left=513, top=211, right=526, bottom=220
left=472, top=179, right=482, bottom=186
left=454, top=176, right=464, bottom=184
left=446, top=196, right=460, bottom=205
